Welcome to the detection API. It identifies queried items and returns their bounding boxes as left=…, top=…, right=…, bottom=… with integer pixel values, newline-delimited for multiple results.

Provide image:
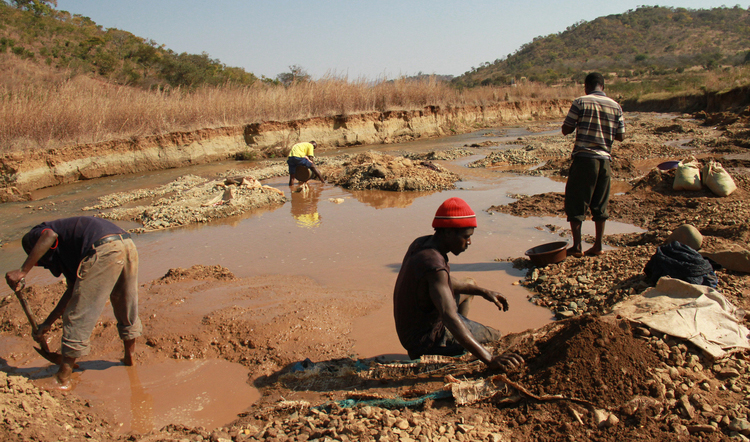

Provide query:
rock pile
left=330, top=151, right=461, bottom=191
left=89, top=175, right=286, bottom=231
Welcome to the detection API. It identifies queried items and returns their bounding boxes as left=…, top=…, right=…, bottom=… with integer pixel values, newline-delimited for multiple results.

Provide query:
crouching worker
left=5, top=216, right=142, bottom=389
left=287, top=141, right=325, bottom=185
left=393, top=197, right=523, bottom=371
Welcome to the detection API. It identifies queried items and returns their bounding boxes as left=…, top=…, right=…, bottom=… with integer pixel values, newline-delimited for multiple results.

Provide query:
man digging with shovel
left=5, top=216, right=142, bottom=390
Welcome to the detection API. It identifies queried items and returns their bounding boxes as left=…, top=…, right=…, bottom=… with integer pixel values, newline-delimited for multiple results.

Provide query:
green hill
left=0, top=0, right=258, bottom=89
left=453, top=5, right=750, bottom=88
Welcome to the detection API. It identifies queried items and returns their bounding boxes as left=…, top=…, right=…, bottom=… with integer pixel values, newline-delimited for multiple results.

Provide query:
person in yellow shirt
left=287, top=141, right=326, bottom=185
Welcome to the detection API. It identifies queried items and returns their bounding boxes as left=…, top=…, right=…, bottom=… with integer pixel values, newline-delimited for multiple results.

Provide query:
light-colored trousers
left=62, top=238, right=142, bottom=358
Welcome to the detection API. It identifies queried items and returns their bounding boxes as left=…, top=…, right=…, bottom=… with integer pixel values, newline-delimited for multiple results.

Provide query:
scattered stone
left=679, top=395, right=695, bottom=419
left=718, top=368, right=742, bottom=379
left=729, top=418, right=750, bottom=436
left=687, top=424, right=717, bottom=434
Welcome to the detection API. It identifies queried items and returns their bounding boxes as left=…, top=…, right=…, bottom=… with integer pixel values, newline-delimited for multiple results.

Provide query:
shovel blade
left=34, top=346, right=63, bottom=365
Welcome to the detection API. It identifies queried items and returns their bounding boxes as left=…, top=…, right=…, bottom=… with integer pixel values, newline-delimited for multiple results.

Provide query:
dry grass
left=0, top=60, right=578, bottom=152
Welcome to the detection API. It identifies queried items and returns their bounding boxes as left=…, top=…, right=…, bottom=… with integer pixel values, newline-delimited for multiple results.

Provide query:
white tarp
left=611, top=277, right=750, bottom=359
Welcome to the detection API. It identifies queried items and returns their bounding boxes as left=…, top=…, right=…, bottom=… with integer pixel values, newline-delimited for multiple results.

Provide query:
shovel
left=13, top=279, right=64, bottom=365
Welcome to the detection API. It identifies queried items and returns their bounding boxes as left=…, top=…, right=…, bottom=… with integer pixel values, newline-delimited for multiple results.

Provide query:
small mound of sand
left=156, top=264, right=236, bottom=285
left=91, top=175, right=286, bottom=231
left=82, top=175, right=207, bottom=210
left=401, top=148, right=476, bottom=161
left=522, top=316, right=661, bottom=407
left=330, top=151, right=460, bottom=191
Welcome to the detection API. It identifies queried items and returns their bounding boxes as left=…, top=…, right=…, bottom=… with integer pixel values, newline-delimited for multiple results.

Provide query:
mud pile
left=401, top=147, right=477, bottom=161
left=330, top=151, right=461, bottom=191
left=521, top=316, right=660, bottom=405
left=0, top=371, right=116, bottom=441
left=87, top=175, right=286, bottom=231
left=468, top=136, right=569, bottom=168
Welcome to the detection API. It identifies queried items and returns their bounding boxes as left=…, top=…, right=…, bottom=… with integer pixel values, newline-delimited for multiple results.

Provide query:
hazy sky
left=55, top=1, right=749, bottom=81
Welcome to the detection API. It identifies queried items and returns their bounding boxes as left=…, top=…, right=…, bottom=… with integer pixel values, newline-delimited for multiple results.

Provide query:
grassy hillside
left=0, top=1, right=257, bottom=89
left=453, top=5, right=750, bottom=89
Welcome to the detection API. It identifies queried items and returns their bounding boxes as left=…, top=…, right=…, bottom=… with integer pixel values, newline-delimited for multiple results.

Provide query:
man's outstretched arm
left=451, top=278, right=509, bottom=312
left=427, top=271, right=495, bottom=365
left=435, top=273, right=524, bottom=371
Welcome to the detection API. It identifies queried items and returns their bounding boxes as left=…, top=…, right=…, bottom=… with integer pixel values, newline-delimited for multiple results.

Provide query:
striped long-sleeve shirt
left=562, top=90, right=625, bottom=160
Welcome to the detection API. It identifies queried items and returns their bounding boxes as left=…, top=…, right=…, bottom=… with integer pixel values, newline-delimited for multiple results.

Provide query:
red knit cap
left=432, top=197, right=477, bottom=228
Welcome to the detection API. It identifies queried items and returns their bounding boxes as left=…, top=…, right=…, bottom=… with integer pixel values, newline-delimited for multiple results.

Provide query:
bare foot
left=38, top=375, right=75, bottom=391
left=123, top=338, right=136, bottom=366
left=584, top=247, right=604, bottom=256
left=567, top=247, right=583, bottom=258
left=40, top=363, right=76, bottom=391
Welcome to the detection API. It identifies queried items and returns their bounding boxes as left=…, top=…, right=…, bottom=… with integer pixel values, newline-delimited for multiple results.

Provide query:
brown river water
left=0, top=126, right=645, bottom=432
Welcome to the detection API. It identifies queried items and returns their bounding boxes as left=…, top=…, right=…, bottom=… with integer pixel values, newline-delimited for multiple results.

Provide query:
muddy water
left=0, top=125, right=646, bottom=431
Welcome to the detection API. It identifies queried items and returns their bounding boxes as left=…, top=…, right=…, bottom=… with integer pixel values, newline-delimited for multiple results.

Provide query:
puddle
left=665, top=138, right=695, bottom=149
left=1, top=339, right=258, bottom=433
left=70, top=359, right=257, bottom=434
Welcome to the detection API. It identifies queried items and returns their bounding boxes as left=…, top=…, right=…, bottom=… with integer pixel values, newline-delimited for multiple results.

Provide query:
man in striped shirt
left=561, top=72, right=625, bottom=257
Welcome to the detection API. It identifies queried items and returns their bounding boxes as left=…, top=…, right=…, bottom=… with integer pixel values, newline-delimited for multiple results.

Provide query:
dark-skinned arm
left=436, top=273, right=525, bottom=371
left=34, top=281, right=74, bottom=339
left=561, top=124, right=575, bottom=136
left=427, top=270, right=495, bottom=365
left=5, top=229, right=58, bottom=290
left=451, top=278, right=509, bottom=312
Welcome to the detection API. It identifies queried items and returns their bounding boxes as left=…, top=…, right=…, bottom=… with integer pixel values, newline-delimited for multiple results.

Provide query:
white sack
left=702, top=160, right=736, bottom=197
left=673, top=159, right=702, bottom=191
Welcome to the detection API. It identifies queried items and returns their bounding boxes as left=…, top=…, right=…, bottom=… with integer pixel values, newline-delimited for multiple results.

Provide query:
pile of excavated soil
left=87, top=175, right=287, bottom=231
left=329, top=151, right=461, bottom=191
left=401, top=147, right=477, bottom=161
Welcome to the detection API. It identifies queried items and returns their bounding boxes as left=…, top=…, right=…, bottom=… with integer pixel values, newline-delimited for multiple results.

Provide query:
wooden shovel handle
left=13, top=282, right=53, bottom=354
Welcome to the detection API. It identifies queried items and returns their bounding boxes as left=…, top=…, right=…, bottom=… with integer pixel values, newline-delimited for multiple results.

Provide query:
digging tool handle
left=13, top=279, right=39, bottom=332
left=13, top=280, right=53, bottom=354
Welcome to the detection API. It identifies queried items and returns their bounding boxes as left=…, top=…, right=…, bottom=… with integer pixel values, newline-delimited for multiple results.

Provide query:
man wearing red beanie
left=393, top=197, right=523, bottom=370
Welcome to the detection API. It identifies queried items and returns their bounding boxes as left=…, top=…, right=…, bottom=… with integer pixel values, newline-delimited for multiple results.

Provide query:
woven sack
left=673, top=158, right=702, bottom=191
left=702, top=160, right=736, bottom=197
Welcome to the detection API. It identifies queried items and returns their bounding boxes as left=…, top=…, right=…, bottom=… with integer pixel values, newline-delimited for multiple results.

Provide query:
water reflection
left=127, top=366, right=154, bottom=434
left=347, top=188, right=436, bottom=209
left=290, top=184, right=323, bottom=228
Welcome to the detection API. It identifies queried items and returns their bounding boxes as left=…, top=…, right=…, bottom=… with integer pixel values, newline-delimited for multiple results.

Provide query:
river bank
left=0, top=100, right=568, bottom=199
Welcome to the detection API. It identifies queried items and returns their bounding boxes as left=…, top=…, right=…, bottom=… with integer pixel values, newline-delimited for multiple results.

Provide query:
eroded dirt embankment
left=0, top=100, right=568, bottom=199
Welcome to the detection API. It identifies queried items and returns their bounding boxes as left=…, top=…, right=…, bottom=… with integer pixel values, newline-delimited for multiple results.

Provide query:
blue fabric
left=644, top=241, right=720, bottom=288
left=316, top=390, right=453, bottom=411
left=287, top=156, right=313, bottom=175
